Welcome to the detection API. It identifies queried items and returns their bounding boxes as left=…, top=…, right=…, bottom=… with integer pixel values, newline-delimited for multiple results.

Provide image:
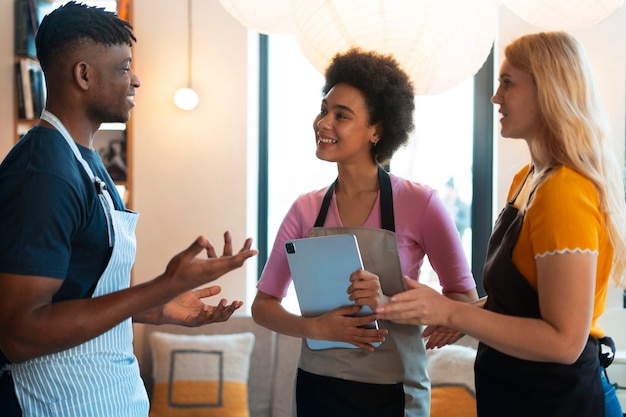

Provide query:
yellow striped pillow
left=149, top=331, right=255, bottom=417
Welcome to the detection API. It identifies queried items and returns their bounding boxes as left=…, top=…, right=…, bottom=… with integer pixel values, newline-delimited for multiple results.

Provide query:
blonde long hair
left=505, top=31, right=626, bottom=288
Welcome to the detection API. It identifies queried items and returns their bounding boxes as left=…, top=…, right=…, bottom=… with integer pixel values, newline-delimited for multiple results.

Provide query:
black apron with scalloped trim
left=295, top=167, right=429, bottom=417
left=475, top=175, right=603, bottom=417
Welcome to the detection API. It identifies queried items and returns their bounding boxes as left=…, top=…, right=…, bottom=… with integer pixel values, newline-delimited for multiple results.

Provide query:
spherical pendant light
left=173, top=87, right=199, bottom=111
left=218, top=0, right=293, bottom=34
left=174, top=0, right=199, bottom=111
left=502, top=0, right=625, bottom=30
left=290, top=0, right=499, bottom=95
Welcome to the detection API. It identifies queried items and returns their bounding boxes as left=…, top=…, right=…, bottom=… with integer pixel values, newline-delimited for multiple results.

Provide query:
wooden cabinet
left=13, top=0, right=133, bottom=207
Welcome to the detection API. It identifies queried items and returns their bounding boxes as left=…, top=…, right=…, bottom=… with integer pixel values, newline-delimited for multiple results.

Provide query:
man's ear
left=73, top=61, right=90, bottom=90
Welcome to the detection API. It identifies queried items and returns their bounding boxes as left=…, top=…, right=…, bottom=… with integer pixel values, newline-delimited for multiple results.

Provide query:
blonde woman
left=377, top=31, right=626, bottom=417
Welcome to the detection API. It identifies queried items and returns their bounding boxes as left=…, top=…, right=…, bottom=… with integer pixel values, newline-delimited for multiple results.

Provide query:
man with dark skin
left=0, top=3, right=256, bottom=415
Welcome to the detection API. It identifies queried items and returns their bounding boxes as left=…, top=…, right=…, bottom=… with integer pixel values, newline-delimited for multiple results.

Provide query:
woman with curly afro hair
left=252, top=47, right=478, bottom=416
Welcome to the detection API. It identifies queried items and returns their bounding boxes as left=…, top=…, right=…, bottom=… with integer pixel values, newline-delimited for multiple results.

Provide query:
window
left=256, top=34, right=493, bottom=312
left=262, top=34, right=333, bottom=313
left=389, top=80, right=474, bottom=292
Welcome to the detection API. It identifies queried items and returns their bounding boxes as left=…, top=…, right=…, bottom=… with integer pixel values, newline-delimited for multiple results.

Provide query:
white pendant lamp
left=290, top=0, right=499, bottom=95
left=424, top=0, right=499, bottom=94
left=218, top=0, right=293, bottom=34
left=173, top=87, right=199, bottom=111
left=174, top=0, right=199, bottom=111
left=502, top=0, right=625, bottom=30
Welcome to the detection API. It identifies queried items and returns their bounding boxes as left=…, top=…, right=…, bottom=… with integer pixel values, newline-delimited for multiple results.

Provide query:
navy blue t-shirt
left=0, top=125, right=125, bottom=302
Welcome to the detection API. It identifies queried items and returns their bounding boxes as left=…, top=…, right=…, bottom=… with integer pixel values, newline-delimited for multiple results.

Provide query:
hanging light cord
left=187, top=0, right=193, bottom=89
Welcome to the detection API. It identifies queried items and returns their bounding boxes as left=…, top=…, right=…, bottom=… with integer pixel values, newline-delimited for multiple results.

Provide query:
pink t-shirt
left=257, top=173, right=475, bottom=298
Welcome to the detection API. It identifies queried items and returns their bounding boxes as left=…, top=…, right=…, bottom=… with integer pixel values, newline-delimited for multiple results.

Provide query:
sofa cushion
left=271, top=334, right=301, bottom=417
left=149, top=331, right=254, bottom=417
left=139, top=317, right=280, bottom=417
left=427, top=343, right=477, bottom=417
left=430, top=384, right=476, bottom=417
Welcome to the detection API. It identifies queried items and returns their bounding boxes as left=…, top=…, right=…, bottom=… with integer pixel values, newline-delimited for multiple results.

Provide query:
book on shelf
left=14, top=61, right=25, bottom=119
left=14, top=0, right=38, bottom=58
left=20, top=58, right=34, bottom=120
left=29, top=63, right=45, bottom=118
left=15, top=58, right=44, bottom=121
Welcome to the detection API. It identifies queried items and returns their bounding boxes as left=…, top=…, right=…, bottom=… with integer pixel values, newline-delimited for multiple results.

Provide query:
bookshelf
left=13, top=0, right=133, bottom=207
left=14, top=0, right=40, bottom=142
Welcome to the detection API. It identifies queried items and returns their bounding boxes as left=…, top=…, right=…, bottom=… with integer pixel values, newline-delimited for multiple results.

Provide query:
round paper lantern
left=290, top=0, right=499, bottom=95
left=502, top=0, right=625, bottom=30
left=425, top=0, right=499, bottom=94
left=218, top=0, right=293, bottom=34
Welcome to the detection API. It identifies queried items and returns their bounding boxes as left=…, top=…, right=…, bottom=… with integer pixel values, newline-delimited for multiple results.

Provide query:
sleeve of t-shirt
left=257, top=191, right=323, bottom=298
left=0, top=170, right=80, bottom=279
left=418, top=189, right=476, bottom=294
left=526, top=168, right=602, bottom=256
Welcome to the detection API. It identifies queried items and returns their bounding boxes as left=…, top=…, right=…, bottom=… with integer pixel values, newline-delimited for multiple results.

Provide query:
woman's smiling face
left=313, top=83, right=378, bottom=165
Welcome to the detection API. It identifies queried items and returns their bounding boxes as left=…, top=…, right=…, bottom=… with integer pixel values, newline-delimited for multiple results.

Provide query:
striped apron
left=10, top=111, right=149, bottom=416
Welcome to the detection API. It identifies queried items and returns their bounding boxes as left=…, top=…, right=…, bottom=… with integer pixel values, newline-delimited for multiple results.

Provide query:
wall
left=130, top=0, right=251, bottom=303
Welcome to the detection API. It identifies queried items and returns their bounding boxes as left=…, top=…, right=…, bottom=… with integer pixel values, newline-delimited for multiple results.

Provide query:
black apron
left=296, top=167, right=429, bottom=417
left=475, top=173, right=603, bottom=417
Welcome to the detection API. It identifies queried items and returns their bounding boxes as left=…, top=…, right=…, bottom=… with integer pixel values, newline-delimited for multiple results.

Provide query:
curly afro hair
left=322, top=48, right=415, bottom=164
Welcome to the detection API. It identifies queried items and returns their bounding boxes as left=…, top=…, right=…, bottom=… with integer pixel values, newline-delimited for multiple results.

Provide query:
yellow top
left=509, top=164, right=612, bottom=338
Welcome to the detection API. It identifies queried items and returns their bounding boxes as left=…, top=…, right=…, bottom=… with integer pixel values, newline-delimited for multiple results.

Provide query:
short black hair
left=323, top=48, right=415, bottom=164
left=36, top=1, right=136, bottom=72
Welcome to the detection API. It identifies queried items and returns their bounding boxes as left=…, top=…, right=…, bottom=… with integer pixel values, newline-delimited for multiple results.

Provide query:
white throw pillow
left=149, top=331, right=255, bottom=417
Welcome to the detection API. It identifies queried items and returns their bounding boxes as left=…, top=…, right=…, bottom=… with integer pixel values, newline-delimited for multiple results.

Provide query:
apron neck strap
left=314, top=166, right=395, bottom=232
left=40, top=109, right=115, bottom=247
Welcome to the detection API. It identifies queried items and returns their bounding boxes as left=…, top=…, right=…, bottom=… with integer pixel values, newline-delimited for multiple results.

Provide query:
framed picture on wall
left=95, top=128, right=127, bottom=183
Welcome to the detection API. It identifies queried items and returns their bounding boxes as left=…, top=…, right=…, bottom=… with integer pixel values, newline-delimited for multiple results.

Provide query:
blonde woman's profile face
left=492, top=59, right=541, bottom=141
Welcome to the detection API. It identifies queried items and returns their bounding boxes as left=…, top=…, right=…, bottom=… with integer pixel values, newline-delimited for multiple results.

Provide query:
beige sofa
left=136, top=317, right=479, bottom=417
left=136, top=316, right=302, bottom=417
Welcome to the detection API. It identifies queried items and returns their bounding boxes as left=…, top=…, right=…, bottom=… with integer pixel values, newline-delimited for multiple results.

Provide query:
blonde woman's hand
left=376, top=277, right=454, bottom=326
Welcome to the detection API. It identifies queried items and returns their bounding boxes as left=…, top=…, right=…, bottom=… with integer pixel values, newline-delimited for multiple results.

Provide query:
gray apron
left=10, top=111, right=149, bottom=416
left=298, top=168, right=430, bottom=417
